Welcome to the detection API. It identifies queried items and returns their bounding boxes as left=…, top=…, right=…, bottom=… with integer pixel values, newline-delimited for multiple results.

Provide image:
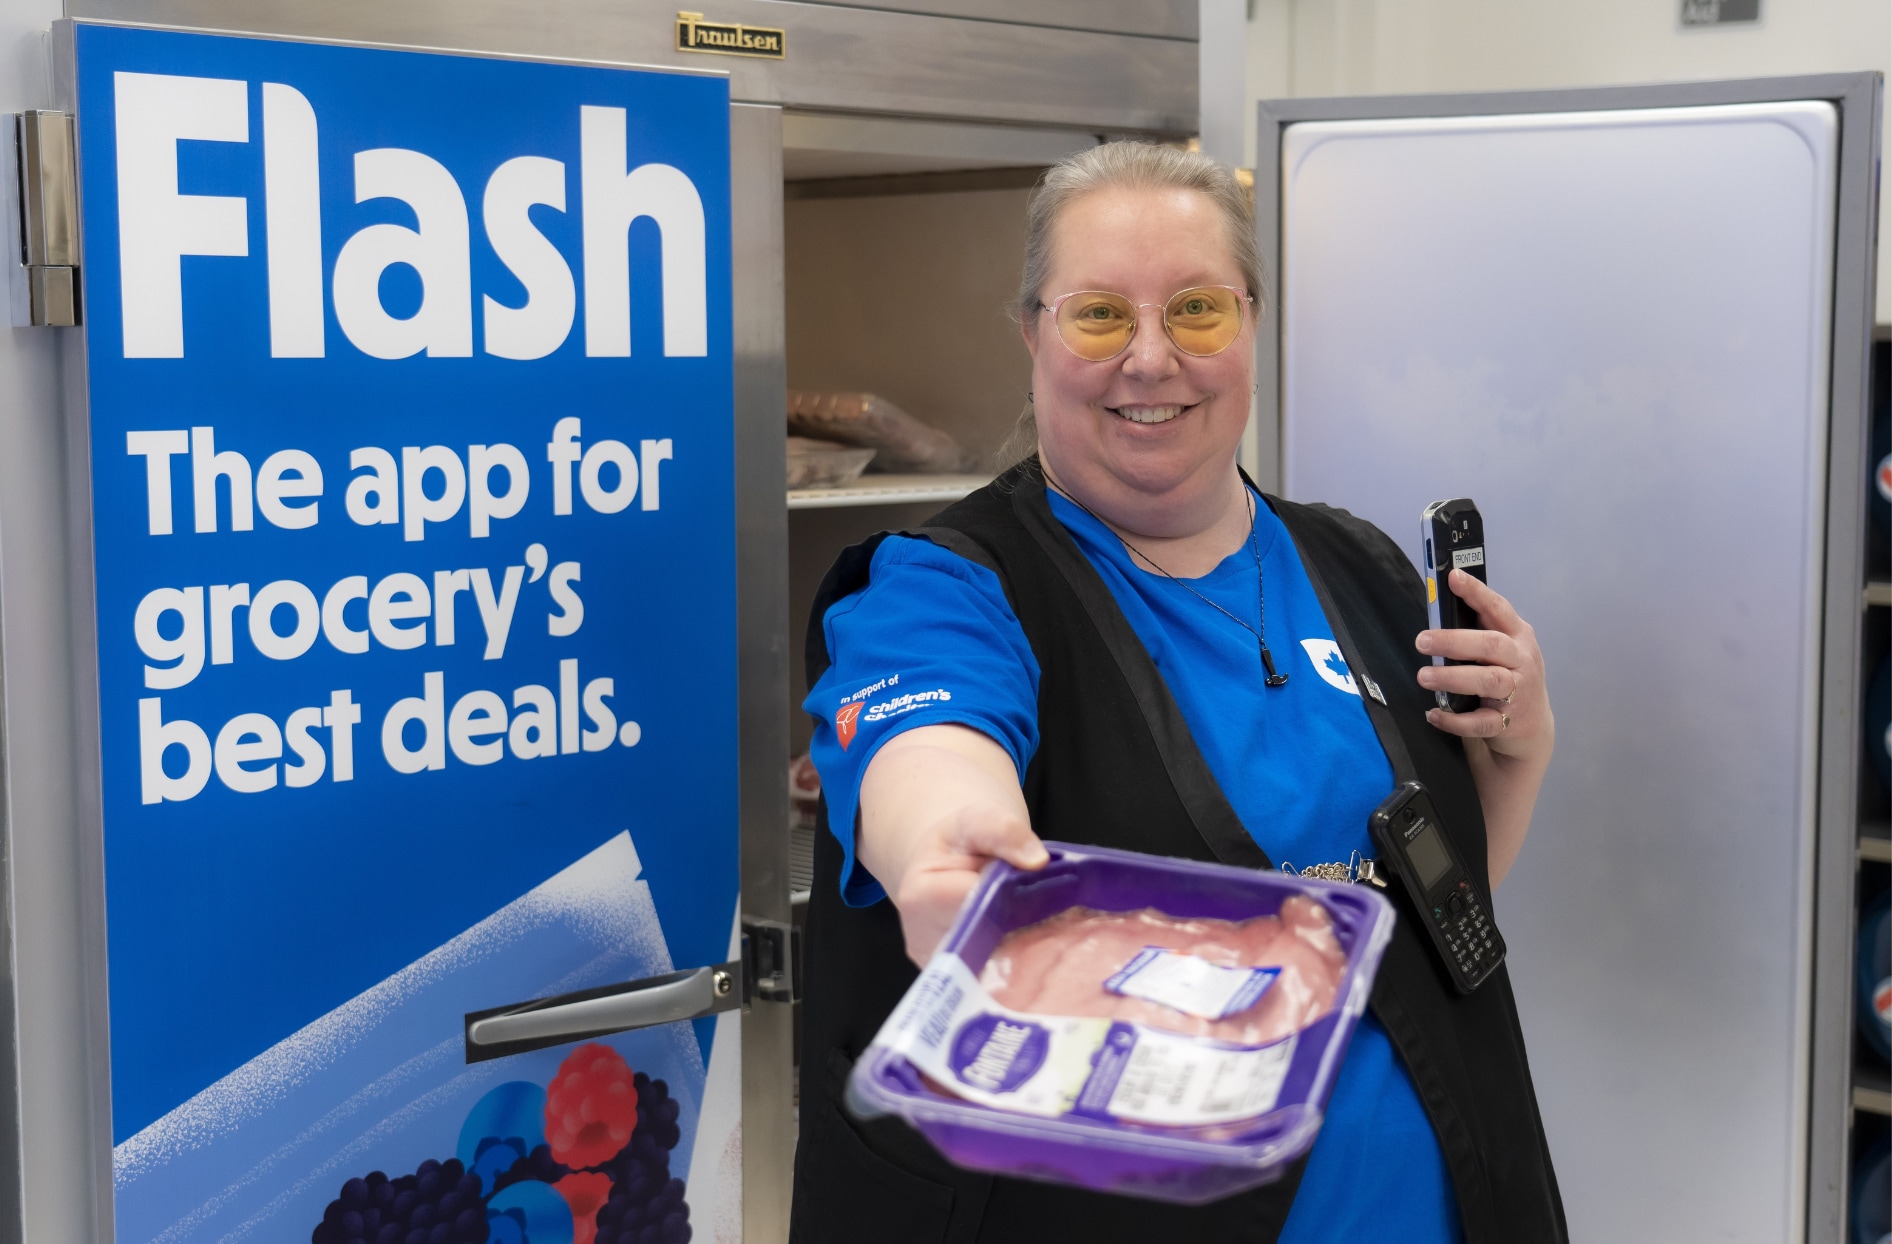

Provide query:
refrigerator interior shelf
left=788, top=473, right=993, bottom=510
left=1862, top=826, right=1891, bottom=865
left=1865, top=580, right=1891, bottom=609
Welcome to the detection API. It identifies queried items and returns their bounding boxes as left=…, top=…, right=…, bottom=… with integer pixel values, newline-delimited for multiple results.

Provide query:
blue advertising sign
left=72, top=24, right=738, bottom=1244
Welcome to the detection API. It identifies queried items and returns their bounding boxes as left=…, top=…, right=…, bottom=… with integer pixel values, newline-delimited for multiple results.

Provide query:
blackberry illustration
left=546, top=1043, right=640, bottom=1168
left=631, top=1073, right=683, bottom=1153
left=591, top=1073, right=690, bottom=1244
left=313, top=1158, right=489, bottom=1244
left=489, top=1143, right=570, bottom=1196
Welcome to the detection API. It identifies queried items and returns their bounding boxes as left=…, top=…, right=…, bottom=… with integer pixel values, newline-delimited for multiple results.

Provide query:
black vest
left=789, top=465, right=1566, bottom=1244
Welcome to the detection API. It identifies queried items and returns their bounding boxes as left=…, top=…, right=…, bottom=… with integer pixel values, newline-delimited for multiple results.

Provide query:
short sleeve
left=803, top=535, right=1041, bottom=906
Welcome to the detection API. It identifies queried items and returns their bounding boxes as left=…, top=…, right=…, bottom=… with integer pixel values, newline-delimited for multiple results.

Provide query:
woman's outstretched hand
left=857, top=724, right=1049, bottom=965
left=1415, top=568, right=1554, bottom=887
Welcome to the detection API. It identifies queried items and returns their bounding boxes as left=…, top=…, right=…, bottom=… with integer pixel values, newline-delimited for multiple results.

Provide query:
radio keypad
left=1431, top=879, right=1502, bottom=985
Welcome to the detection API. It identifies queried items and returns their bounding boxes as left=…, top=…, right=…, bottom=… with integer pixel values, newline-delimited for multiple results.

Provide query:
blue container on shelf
left=1869, top=376, right=1888, bottom=540
left=1861, top=889, right=1890, bottom=1063
left=1868, top=658, right=1890, bottom=798
left=1853, top=1134, right=1888, bottom=1244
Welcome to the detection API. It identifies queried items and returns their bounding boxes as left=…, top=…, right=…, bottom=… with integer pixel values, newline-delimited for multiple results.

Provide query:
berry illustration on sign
left=317, top=1044, right=693, bottom=1244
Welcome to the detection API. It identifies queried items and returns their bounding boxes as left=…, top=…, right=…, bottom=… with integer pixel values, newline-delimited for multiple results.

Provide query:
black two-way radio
left=1368, top=782, right=1505, bottom=994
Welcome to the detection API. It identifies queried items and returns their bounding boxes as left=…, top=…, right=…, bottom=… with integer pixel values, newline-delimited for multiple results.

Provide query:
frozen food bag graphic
left=111, top=832, right=740, bottom=1244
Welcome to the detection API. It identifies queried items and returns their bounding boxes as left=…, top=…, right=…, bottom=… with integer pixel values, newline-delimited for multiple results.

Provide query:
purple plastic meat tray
left=847, top=841, right=1396, bottom=1204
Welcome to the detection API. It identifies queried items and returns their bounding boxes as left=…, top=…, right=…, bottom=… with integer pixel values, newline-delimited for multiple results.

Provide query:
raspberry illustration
left=555, top=1172, right=614, bottom=1244
left=545, top=1043, right=640, bottom=1168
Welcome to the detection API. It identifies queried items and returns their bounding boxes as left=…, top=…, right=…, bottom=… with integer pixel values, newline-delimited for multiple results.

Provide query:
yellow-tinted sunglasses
left=1040, top=285, right=1252, bottom=362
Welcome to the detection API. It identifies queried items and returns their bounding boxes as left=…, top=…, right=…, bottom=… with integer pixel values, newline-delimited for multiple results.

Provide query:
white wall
left=1245, top=0, right=1892, bottom=323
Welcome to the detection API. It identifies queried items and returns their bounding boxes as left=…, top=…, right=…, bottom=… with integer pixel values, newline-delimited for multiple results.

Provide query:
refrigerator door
left=1265, top=85, right=1871, bottom=1243
left=66, top=24, right=745, bottom=1244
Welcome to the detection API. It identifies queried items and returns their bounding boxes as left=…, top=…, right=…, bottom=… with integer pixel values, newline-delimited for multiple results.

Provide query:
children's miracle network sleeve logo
left=833, top=673, right=955, bottom=749
left=835, top=702, right=863, bottom=750
left=862, top=689, right=953, bottom=725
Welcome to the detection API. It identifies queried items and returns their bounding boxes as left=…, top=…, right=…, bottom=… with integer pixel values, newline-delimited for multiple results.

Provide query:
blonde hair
left=1016, top=141, right=1264, bottom=329
left=1002, top=142, right=1262, bottom=467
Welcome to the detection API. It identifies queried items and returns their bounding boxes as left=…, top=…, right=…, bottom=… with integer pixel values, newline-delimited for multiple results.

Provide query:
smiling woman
left=1024, top=173, right=1259, bottom=565
left=1007, top=144, right=1263, bottom=546
left=790, top=143, right=1564, bottom=1244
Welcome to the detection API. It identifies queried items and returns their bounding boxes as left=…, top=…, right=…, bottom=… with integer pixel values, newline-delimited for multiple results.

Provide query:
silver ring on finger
left=1500, top=712, right=1511, bottom=733
left=1500, top=671, right=1518, bottom=706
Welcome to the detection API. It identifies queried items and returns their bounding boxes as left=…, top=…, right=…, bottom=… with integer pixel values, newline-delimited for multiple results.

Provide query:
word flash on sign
left=117, top=71, right=705, bottom=360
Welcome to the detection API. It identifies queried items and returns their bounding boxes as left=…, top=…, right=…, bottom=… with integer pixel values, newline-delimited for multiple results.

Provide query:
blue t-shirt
left=805, top=490, right=1462, bottom=1243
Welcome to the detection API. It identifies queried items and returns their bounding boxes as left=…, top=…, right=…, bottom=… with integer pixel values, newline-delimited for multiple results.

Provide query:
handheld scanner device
left=1421, top=497, right=1487, bottom=713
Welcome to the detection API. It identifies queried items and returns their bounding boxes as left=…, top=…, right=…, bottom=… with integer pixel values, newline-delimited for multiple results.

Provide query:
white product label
left=1103, top=948, right=1279, bottom=1020
left=1098, top=1026, right=1297, bottom=1126
left=1451, top=546, right=1485, bottom=569
left=873, top=955, right=1295, bottom=1128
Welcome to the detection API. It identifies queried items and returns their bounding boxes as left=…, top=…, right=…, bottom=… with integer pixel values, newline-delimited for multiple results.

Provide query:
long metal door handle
left=463, top=961, right=740, bottom=1063
left=470, top=968, right=713, bottom=1047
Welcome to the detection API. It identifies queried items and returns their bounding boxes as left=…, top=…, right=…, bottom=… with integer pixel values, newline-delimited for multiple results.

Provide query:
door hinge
left=742, top=917, right=800, bottom=1005
left=12, top=110, right=79, bottom=327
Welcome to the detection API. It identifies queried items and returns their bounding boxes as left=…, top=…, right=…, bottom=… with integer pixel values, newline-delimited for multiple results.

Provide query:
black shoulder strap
left=1007, top=474, right=1272, bottom=871
left=900, top=526, right=1001, bottom=577
left=802, top=526, right=1007, bottom=689
left=1267, top=495, right=1421, bottom=786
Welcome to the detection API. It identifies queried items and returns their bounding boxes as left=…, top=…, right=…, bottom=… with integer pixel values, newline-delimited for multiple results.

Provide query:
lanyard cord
left=1049, top=481, right=1290, bottom=688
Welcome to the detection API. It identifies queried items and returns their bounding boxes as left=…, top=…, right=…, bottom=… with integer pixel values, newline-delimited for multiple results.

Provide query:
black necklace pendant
left=1054, top=480, right=1290, bottom=688
left=1259, top=641, right=1290, bottom=687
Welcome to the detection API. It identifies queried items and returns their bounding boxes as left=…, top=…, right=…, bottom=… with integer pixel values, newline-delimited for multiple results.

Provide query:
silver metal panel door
left=61, top=0, right=1198, bottom=135
left=1277, top=103, right=1837, bottom=1241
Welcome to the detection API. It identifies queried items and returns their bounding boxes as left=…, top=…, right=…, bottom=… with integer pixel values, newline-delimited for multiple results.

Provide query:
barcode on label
left=890, top=967, right=966, bottom=1052
left=919, top=984, right=963, bottom=1049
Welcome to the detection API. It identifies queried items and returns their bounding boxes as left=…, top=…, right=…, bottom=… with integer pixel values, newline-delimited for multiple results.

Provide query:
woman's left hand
left=1414, top=568, right=1551, bottom=760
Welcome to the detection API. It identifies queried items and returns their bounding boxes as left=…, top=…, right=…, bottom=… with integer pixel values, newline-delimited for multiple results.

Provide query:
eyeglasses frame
left=1037, top=284, right=1255, bottom=362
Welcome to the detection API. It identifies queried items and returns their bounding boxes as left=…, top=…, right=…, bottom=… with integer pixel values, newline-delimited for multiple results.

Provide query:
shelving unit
left=787, top=473, right=993, bottom=511
left=1847, top=334, right=1889, bottom=1241
left=780, top=134, right=1056, bottom=775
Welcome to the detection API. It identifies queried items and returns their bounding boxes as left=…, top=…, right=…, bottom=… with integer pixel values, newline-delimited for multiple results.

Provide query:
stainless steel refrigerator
left=1251, top=75, right=1881, bottom=1243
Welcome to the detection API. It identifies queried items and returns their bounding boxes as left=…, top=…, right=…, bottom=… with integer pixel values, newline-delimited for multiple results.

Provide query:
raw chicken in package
left=847, top=842, right=1395, bottom=1203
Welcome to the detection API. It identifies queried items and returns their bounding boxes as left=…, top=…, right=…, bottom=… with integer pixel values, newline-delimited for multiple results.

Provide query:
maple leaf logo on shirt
left=1298, top=638, right=1360, bottom=696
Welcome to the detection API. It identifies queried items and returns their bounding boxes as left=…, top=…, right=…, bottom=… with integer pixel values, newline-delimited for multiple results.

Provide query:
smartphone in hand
left=1421, top=498, right=1487, bottom=714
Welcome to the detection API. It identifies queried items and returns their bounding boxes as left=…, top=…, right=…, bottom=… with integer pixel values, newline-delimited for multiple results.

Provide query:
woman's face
left=1024, top=186, right=1255, bottom=522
